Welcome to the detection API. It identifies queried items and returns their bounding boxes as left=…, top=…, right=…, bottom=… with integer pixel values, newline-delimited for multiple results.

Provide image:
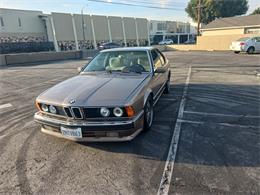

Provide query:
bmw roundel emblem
left=69, top=99, right=76, bottom=104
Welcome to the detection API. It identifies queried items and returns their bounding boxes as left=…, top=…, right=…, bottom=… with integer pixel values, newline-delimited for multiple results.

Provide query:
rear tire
left=247, top=47, right=255, bottom=54
left=234, top=51, right=240, bottom=54
left=143, top=98, right=154, bottom=131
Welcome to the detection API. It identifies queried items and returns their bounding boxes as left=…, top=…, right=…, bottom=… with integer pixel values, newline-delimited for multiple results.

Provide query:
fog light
left=41, top=104, right=49, bottom=112
left=113, top=107, right=123, bottom=117
left=49, top=105, right=57, bottom=114
left=100, top=107, right=110, bottom=117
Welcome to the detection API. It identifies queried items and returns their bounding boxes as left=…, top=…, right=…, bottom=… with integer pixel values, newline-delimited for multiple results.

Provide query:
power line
left=87, top=0, right=184, bottom=11
left=111, top=0, right=184, bottom=8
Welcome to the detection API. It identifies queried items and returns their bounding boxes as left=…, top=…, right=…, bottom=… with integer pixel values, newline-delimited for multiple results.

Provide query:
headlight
left=41, top=104, right=49, bottom=112
left=100, top=107, right=110, bottom=117
left=49, top=105, right=57, bottom=114
left=113, top=107, right=123, bottom=117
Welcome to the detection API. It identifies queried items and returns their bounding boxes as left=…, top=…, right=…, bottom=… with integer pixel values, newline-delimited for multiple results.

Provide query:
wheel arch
left=143, top=89, right=153, bottom=108
left=247, top=46, right=255, bottom=53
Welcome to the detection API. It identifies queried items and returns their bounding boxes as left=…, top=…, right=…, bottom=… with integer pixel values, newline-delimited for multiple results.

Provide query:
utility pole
left=196, top=0, right=203, bottom=36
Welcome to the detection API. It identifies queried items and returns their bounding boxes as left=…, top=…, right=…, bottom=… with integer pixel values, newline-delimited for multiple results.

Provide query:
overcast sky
left=1, top=0, right=259, bottom=22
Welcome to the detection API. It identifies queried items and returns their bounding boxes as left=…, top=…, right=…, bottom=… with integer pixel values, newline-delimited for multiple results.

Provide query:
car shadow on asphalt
left=79, top=83, right=260, bottom=167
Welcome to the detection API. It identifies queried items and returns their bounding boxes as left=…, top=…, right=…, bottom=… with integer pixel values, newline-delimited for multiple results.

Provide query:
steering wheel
left=123, top=64, right=146, bottom=73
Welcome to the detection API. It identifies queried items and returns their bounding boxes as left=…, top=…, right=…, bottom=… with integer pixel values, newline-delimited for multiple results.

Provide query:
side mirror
left=154, top=67, right=166, bottom=74
left=77, top=67, right=83, bottom=73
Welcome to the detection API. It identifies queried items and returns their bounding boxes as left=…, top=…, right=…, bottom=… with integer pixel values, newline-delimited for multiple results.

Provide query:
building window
left=245, top=27, right=260, bottom=34
left=157, top=23, right=167, bottom=31
left=18, top=17, right=22, bottom=27
left=150, top=23, right=153, bottom=30
left=0, top=17, right=4, bottom=27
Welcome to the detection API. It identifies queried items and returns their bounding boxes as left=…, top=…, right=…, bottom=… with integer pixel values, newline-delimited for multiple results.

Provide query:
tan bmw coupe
left=34, top=47, right=171, bottom=141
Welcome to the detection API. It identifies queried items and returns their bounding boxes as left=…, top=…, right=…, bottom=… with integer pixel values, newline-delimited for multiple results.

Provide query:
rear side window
left=237, top=37, right=249, bottom=41
left=151, top=50, right=162, bottom=68
left=254, top=37, right=260, bottom=42
left=157, top=50, right=166, bottom=65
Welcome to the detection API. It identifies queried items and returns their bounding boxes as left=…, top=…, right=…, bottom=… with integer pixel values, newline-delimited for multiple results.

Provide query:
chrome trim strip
left=34, top=110, right=144, bottom=127
left=153, top=81, right=166, bottom=106
left=41, top=127, right=143, bottom=142
left=39, top=110, right=68, bottom=119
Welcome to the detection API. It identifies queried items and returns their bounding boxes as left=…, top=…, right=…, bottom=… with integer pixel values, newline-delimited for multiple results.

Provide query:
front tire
left=143, top=98, right=154, bottom=131
left=164, top=78, right=170, bottom=94
left=234, top=51, right=240, bottom=54
left=247, top=47, right=255, bottom=54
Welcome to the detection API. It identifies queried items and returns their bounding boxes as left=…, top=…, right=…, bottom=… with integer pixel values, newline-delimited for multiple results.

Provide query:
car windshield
left=237, top=37, right=250, bottom=41
left=83, top=51, right=151, bottom=73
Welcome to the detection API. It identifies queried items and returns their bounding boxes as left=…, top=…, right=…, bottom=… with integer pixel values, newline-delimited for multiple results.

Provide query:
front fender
left=143, top=88, right=153, bottom=108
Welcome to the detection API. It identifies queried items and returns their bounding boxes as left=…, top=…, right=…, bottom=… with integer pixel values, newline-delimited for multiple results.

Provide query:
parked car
left=230, top=37, right=260, bottom=54
left=98, top=42, right=121, bottom=50
left=159, top=39, right=173, bottom=45
left=34, top=47, right=171, bottom=142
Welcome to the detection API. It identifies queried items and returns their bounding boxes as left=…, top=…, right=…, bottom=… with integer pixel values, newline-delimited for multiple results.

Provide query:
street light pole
left=81, top=7, right=86, bottom=43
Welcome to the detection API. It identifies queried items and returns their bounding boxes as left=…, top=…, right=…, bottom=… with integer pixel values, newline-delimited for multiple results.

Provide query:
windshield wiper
left=121, top=69, right=142, bottom=74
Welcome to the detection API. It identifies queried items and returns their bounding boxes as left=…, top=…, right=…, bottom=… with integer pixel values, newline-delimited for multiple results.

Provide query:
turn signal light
left=125, top=106, right=135, bottom=117
left=240, top=42, right=245, bottom=46
left=35, top=101, right=41, bottom=111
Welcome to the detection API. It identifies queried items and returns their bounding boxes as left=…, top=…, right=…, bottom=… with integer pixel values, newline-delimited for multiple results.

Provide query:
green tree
left=251, top=7, right=260, bottom=15
left=185, top=0, right=249, bottom=24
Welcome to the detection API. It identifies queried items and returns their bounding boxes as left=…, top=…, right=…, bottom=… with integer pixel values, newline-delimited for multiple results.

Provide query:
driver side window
left=151, top=50, right=162, bottom=69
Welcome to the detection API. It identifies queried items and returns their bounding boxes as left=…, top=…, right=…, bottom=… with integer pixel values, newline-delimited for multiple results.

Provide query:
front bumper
left=34, top=111, right=144, bottom=142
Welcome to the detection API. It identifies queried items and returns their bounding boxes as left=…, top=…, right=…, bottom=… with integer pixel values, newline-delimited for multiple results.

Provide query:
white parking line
left=0, top=103, right=12, bottom=110
left=178, top=119, right=259, bottom=128
left=157, top=66, right=192, bottom=195
left=0, top=134, right=7, bottom=140
left=184, top=110, right=260, bottom=118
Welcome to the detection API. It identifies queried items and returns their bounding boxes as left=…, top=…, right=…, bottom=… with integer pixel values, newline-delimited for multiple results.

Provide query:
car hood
left=37, top=73, right=148, bottom=107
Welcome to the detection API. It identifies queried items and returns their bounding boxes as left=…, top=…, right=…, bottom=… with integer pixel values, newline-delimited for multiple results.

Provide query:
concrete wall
left=1, top=8, right=150, bottom=51
left=0, top=8, right=45, bottom=35
left=0, top=51, right=81, bottom=66
left=109, top=16, right=124, bottom=41
left=52, top=13, right=75, bottom=41
left=123, top=17, right=137, bottom=40
left=136, top=18, right=148, bottom=39
left=0, top=55, right=6, bottom=66
left=167, top=33, right=259, bottom=51
left=92, top=15, right=110, bottom=42
left=202, top=28, right=245, bottom=36
left=0, top=8, right=47, bottom=42
left=73, top=14, right=94, bottom=41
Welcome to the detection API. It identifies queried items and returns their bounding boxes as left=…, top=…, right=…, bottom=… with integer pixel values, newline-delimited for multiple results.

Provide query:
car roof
left=100, top=47, right=155, bottom=53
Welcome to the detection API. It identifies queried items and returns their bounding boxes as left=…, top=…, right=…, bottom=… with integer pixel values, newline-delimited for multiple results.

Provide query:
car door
left=254, top=37, right=260, bottom=52
left=150, top=49, right=166, bottom=98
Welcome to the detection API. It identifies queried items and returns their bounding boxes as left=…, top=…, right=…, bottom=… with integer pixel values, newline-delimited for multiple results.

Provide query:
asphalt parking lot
left=0, top=51, right=259, bottom=195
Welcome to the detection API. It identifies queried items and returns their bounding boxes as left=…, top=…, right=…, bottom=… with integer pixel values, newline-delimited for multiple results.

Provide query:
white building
left=149, top=20, right=196, bottom=44
left=0, top=8, right=196, bottom=53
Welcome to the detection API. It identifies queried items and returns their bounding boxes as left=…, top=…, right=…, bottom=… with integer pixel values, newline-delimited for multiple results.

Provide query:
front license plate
left=61, top=127, right=82, bottom=138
